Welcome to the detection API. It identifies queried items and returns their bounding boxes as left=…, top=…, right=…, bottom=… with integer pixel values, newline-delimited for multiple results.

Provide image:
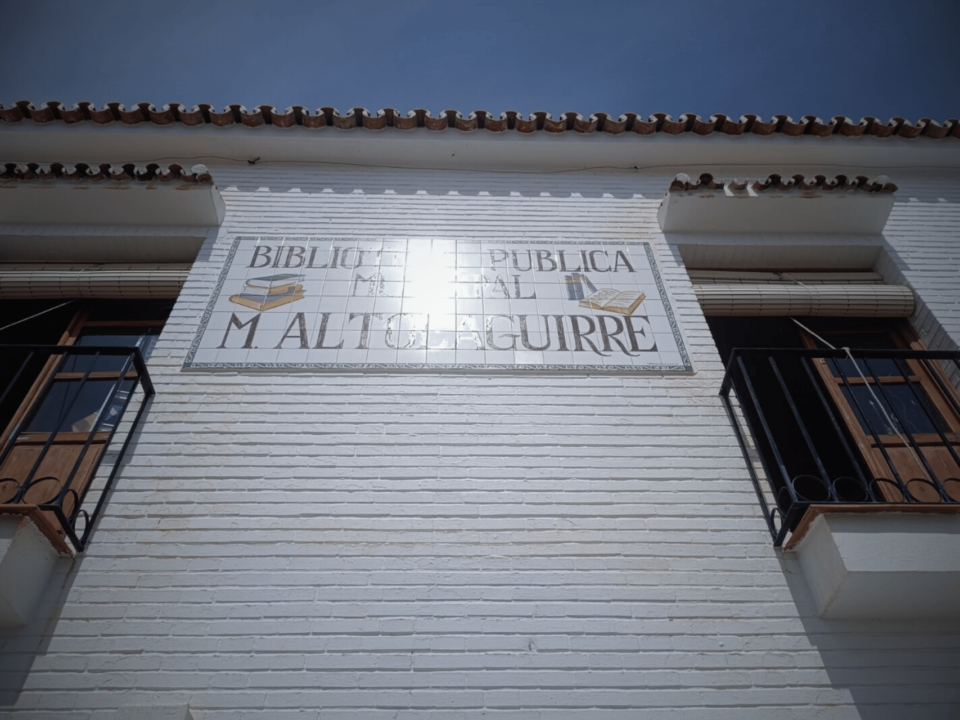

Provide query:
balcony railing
left=720, top=347, right=960, bottom=546
left=0, top=344, right=154, bottom=552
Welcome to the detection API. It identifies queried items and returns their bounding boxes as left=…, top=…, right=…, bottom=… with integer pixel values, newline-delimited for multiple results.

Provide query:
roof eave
left=2, top=120, right=959, bottom=174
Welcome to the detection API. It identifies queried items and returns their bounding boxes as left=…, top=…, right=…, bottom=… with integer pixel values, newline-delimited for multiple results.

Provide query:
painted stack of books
left=229, top=274, right=304, bottom=311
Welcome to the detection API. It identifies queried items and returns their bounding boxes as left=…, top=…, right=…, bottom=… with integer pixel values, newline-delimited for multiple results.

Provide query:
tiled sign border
left=183, top=237, right=693, bottom=373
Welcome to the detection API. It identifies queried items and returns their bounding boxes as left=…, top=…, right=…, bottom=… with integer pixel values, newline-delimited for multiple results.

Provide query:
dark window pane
left=829, top=356, right=902, bottom=379
left=0, top=300, right=75, bottom=345
left=815, top=332, right=902, bottom=378
left=61, top=329, right=160, bottom=373
left=841, top=383, right=946, bottom=436
left=86, top=300, right=173, bottom=322
left=26, top=379, right=135, bottom=433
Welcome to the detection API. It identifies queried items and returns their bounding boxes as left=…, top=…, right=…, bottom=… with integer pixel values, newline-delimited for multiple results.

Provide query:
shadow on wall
left=778, top=552, right=960, bottom=720
left=662, top=223, right=960, bottom=719
left=0, top=402, right=155, bottom=707
left=0, top=555, right=79, bottom=706
left=191, top=227, right=222, bottom=265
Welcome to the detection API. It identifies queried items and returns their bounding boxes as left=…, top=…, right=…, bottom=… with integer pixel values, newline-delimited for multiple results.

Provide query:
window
left=713, top=316, right=960, bottom=544
left=0, top=301, right=169, bottom=551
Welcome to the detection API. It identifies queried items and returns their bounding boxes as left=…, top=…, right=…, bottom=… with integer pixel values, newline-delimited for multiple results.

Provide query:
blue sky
left=1, top=0, right=957, bottom=122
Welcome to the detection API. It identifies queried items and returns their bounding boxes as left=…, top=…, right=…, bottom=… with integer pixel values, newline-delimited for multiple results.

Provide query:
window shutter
left=0, top=264, right=190, bottom=299
left=689, top=271, right=915, bottom=317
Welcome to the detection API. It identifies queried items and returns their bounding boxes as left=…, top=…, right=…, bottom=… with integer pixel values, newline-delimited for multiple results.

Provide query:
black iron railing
left=0, top=345, right=154, bottom=552
left=720, top=348, right=960, bottom=546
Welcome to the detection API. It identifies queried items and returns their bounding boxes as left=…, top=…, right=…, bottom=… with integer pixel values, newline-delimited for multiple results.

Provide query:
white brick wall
left=882, top=175, right=960, bottom=350
left=3, top=164, right=960, bottom=719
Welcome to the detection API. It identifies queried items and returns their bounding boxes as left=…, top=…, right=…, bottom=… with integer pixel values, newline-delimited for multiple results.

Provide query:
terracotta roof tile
left=0, top=162, right=214, bottom=184
left=669, top=173, right=898, bottom=194
left=2, top=101, right=957, bottom=139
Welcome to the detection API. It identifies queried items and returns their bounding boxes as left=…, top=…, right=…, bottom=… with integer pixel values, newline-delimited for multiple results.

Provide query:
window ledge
left=0, top=512, right=71, bottom=628
left=0, top=163, right=224, bottom=227
left=658, top=173, right=896, bottom=234
left=787, top=505, right=960, bottom=619
left=0, top=505, right=72, bottom=554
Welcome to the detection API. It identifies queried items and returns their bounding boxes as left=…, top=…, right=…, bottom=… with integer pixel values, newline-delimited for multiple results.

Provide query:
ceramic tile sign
left=183, top=237, right=692, bottom=372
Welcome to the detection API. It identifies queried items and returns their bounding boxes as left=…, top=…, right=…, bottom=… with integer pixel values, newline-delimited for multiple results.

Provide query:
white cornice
left=2, top=122, right=959, bottom=174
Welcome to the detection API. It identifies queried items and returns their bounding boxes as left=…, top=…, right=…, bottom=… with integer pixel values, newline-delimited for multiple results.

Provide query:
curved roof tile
left=1, top=162, right=215, bottom=184
left=1, top=101, right=957, bottom=139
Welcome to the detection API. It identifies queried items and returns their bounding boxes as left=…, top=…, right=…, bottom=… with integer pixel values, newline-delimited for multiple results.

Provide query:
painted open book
left=579, top=288, right=646, bottom=316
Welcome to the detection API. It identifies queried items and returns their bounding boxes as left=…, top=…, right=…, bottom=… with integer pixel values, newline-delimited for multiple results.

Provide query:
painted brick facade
left=2, top=162, right=960, bottom=720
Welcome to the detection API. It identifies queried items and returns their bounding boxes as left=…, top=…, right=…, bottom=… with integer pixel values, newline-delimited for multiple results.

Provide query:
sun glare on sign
left=402, top=242, right=457, bottom=315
